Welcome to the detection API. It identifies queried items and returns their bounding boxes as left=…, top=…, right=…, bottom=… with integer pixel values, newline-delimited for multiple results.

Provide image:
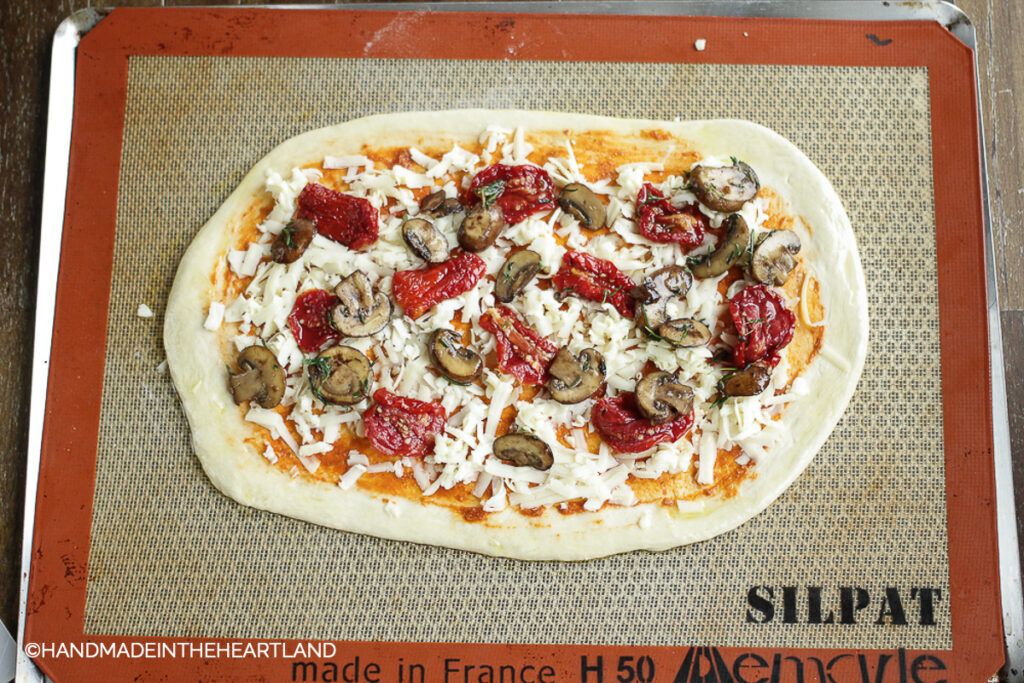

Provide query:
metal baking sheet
left=18, top=2, right=1020, bottom=681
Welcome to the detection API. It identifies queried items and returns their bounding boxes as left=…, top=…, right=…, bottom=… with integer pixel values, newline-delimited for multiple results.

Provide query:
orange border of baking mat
left=25, top=8, right=1000, bottom=681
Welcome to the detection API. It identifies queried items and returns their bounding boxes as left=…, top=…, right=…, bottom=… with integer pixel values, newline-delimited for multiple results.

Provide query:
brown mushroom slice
left=493, top=433, right=554, bottom=470
left=270, top=218, right=315, bottom=264
left=420, top=191, right=463, bottom=217
left=229, top=345, right=285, bottom=408
left=634, top=265, right=694, bottom=331
left=720, top=365, right=771, bottom=397
left=419, top=190, right=445, bottom=213
left=750, top=229, right=802, bottom=286
left=547, top=347, right=606, bottom=404
left=458, top=202, right=506, bottom=252
left=657, top=318, right=712, bottom=347
left=689, top=213, right=751, bottom=279
left=307, top=345, right=372, bottom=405
left=331, top=272, right=391, bottom=337
left=494, top=250, right=541, bottom=303
left=402, top=217, right=448, bottom=263
left=429, top=329, right=483, bottom=384
left=557, top=183, right=606, bottom=230
left=690, top=159, right=760, bottom=212
left=635, top=371, right=695, bottom=424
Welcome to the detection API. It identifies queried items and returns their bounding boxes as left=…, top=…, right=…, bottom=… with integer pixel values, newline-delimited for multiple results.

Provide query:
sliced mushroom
left=719, top=365, right=771, bottom=397
left=495, top=250, right=541, bottom=303
left=419, top=190, right=463, bottom=217
left=429, top=329, right=483, bottom=384
left=458, top=202, right=506, bottom=252
left=419, top=190, right=444, bottom=213
left=229, top=345, right=285, bottom=408
left=557, top=183, right=606, bottom=230
left=750, top=229, right=801, bottom=286
left=547, top=347, right=606, bottom=404
left=270, top=218, right=315, bottom=264
left=636, top=372, right=695, bottom=424
left=689, top=213, right=751, bottom=279
left=657, top=318, right=712, bottom=347
left=402, top=217, right=448, bottom=263
left=307, top=345, right=372, bottom=405
left=493, top=433, right=554, bottom=470
left=690, top=159, right=760, bottom=212
left=634, top=265, right=693, bottom=331
left=331, top=272, right=391, bottom=337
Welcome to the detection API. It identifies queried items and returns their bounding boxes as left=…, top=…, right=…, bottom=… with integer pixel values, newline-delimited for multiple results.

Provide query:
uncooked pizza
left=164, top=111, right=868, bottom=560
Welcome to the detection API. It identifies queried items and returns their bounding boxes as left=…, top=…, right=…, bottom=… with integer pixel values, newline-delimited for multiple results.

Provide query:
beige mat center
left=84, top=56, right=947, bottom=649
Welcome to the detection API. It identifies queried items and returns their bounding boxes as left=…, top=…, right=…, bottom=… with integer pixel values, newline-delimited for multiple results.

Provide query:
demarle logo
left=672, top=646, right=948, bottom=683
left=673, top=647, right=732, bottom=683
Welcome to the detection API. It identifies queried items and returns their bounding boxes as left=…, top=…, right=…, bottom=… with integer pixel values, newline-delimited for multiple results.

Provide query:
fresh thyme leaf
left=303, top=356, right=332, bottom=379
left=474, top=180, right=505, bottom=208
left=281, top=224, right=296, bottom=248
left=638, top=192, right=662, bottom=209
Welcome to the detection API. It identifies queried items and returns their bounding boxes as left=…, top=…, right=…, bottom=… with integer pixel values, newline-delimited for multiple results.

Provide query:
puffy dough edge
left=164, top=110, right=869, bottom=561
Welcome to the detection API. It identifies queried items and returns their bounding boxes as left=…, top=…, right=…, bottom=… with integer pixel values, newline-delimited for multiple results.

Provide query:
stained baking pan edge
left=19, top=3, right=1019, bottom=682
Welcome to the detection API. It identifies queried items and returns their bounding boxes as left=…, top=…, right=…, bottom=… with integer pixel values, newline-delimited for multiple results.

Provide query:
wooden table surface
left=1, top=0, right=1021, bottom=673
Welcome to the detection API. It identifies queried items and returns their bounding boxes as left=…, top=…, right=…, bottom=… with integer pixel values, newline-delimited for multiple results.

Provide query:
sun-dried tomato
left=295, top=183, right=378, bottom=249
left=635, top=182, right=706, bottom=247
left=467, top=164, right=555, bottom=224
left=479, top=306, right=557, bottom=385
left=363, top=389, right=447, bottom=457
left=552, top=250, right=636, bottom=318
left=393, top=251, right=486, bottom=320
left=592, top=393, right=693, bottom=453
left=288, top=289, right=341, bottom=353
left=729, top=284, right=796, bottom=367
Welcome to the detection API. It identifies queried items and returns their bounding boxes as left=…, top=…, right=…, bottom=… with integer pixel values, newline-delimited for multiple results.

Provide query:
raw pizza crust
left=164, top=110, right=868, bottom=560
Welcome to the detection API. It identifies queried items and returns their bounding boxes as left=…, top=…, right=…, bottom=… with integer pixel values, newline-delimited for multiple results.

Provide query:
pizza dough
left=164, top=111, right=868, bottom=560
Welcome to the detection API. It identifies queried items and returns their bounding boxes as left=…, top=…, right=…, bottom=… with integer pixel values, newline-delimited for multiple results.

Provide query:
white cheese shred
left=799, top=271, right=825, bottom=328
left=338, top=465, right=367, bottom=490
left=819, top=344, right=852, bottom=373
left=203, top=302, right=225, bottom=331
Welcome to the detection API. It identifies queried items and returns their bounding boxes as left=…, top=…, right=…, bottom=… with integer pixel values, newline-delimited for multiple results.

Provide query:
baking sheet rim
left=17, top=2, right=1019, bottom=681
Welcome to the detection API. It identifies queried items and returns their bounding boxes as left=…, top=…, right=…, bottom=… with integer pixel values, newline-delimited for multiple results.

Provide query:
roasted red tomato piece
left=729, top=284, right=796, bottom=367
left=552, top=250, right=637, bottom=318
left=479, top=305, right=557, bottom=385
left=288, top=289, right=341, bottom=353
left=393, top=251, right=487, bottom=320
left=592, top=393, right=693, bottom=453
left=467, top=164, right=555, bottom=224
left=363, top=389, right=447, bottom=457
left=635, top=182, right=706, bottom=247
left=295, top=183, right=379, bottom=249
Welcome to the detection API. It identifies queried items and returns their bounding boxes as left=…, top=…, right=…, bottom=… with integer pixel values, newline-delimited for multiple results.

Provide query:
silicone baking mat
left=23, top=6, right=1002, bottom=681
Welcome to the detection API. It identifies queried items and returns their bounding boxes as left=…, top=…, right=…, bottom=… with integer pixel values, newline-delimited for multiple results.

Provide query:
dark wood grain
left=0, top=0, right=1020, bottom=668
left=962, top=0, right=1024, bottom=311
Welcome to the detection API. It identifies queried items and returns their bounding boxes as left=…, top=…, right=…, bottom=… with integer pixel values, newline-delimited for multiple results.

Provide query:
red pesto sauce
left=222, top=131, right=826, bottom=523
